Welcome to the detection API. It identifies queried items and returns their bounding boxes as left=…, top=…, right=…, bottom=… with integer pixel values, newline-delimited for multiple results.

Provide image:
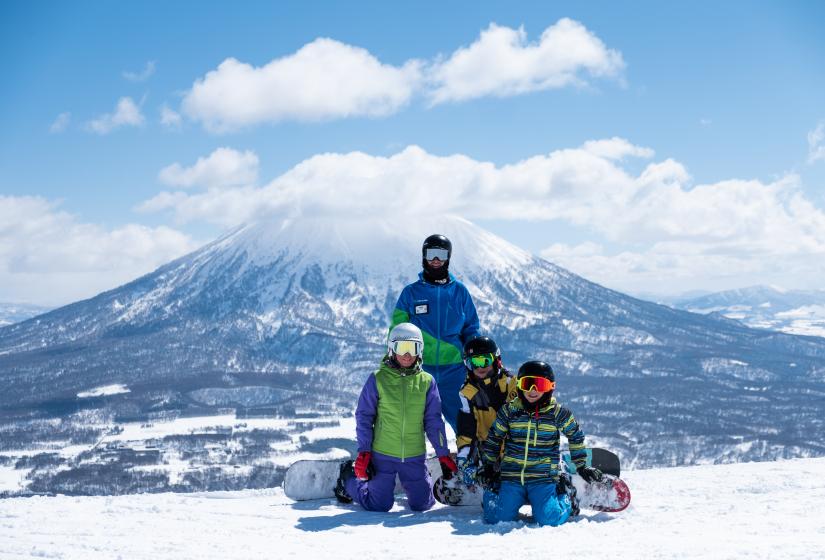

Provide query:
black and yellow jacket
left=455, top=368, right=518, bottom=452
left=480, top=397, right=587, bottom=485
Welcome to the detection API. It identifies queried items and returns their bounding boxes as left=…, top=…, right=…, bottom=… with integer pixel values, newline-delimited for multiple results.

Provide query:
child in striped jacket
left=479, top=360, right=603, bottom=526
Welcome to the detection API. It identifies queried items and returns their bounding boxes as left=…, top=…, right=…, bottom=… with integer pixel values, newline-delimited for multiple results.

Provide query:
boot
left=334, top=460, right=355, bottom=504
left=557, top=472, right=580, bottom=516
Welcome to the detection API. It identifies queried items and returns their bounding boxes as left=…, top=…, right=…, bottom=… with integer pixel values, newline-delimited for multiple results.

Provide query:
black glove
left=477, top=462, right=500, bottom=488
left=577, top=465, right=603, bottom=483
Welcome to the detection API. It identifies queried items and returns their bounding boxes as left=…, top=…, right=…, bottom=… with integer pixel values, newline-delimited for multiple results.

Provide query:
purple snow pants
left=344, top=451, right=435, bottom=512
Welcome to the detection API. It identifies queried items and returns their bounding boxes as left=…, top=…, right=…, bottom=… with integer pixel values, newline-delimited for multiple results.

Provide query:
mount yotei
left=1, top=216, right=824, bottom=495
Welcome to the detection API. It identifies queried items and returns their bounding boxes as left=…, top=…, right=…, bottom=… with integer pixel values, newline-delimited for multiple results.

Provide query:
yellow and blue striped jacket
left=480, top=397, right=587, bottom=484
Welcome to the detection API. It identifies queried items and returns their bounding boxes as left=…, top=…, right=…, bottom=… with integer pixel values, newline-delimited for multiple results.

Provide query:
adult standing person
left=390, top=234, right=480, bottom=432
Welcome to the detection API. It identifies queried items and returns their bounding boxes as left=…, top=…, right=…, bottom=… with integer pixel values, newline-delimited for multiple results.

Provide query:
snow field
left=1, top=457, right=824, bottom=559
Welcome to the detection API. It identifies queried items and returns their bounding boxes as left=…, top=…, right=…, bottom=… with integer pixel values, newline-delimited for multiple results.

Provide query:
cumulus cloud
left=157, top=147, right=259, bottom=190
left=426, top=19, right=625, bottom=104
left=137, top=139, right=825, bottom=250
left=137, top=139, right=825, bottom=293
left=49, top=112, right=71, bottom=133
left=0, top=195, right=197, bottom=306
left=160, top=104, right=183, bottom=128
left=181, top=38, right=423, bottom=132
left=122, top=61, right=156, bottom=82
left=178, top=19, right=623, bottom=131
left=808, top=121, right=825, bottom=163
left=87, top=97, right=145, bottom=134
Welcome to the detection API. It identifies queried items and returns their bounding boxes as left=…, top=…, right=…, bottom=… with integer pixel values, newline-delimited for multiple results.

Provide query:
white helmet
left=387, top=322, right=424, bottom=358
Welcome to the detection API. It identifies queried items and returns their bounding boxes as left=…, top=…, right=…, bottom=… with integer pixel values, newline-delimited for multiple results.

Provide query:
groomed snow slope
left=2, top=458, right=824, bottom=559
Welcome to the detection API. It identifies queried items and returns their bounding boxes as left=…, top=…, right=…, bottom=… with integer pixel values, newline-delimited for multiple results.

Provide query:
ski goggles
left=391, top=339, right=423, bottom=357
left=424, top=248, right=449, bottom=261
left=517, top=376, right=555, bottom=392
left=465, top=353, right=495, bottom=370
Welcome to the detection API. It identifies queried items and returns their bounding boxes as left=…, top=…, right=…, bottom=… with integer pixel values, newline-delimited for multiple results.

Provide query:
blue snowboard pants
left=344, top=451, right=434, bottom=512
left=483, top=481, right=573, bottom=526
left=428, top=362, right=465, bottom=432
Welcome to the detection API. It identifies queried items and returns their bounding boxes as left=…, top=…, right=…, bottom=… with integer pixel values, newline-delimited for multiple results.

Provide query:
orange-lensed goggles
left=517, top=376, right=555, bottom=392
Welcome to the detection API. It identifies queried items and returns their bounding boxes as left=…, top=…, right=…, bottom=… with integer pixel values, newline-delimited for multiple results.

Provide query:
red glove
left=439, top=455, right=458, bottom=480
left=354, top=451, right=372, bottom=480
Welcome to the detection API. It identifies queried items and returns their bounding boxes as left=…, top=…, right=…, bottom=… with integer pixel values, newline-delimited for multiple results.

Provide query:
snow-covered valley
left=2, top=457, right=823, bottom=559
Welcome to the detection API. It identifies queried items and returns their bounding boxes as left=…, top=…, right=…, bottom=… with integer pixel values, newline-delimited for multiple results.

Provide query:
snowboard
left=432, top=447, right=630, bottom=512
left=283, top=456, right=443, bottom=501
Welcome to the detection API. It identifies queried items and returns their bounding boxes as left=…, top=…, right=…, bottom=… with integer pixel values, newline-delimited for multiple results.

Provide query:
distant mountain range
left=2, top=216, right=824, bottom=495
left=665, top=286, right=825, bottom=338
left=0, top=303, right=50, bottom=327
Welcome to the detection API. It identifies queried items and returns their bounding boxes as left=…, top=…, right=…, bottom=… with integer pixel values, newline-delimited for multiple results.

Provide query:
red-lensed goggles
left=517, top=376, right=555, bottom=392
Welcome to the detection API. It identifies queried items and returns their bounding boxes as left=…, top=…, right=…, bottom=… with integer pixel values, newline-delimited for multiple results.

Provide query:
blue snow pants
left=483, top=481, right=573, bottom=526
left=344, top=451, right=434, bottom=512
left=429, top=362, right=465, bottom=433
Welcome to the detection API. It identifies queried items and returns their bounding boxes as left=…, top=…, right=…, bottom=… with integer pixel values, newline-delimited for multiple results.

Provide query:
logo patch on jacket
left=414, top=303, right=429, bottom=315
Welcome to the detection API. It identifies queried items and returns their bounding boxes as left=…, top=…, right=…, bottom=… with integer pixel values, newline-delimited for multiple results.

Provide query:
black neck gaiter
left=422, top=260, right=450, bottom=284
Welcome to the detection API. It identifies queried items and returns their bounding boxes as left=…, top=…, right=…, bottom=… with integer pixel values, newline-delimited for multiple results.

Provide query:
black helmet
left=463, top=336, right=500, bottom=372
left=422, top=234, right=452, bottom=261
left=516, top=361, right=555, bottom=407
left=517, top=360, right=555, bottom=382
left=421, top=234, right=452, bottom=283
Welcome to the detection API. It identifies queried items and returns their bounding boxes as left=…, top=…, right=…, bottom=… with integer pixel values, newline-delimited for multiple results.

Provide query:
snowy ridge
left=0, top=302, right=51, bottom=327
left=669, top=285, right=825, bottom=338
left=2, top=457, right=823, bottom=559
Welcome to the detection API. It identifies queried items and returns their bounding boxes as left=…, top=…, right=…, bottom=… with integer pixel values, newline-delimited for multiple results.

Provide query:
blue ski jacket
left=391, top=272, right=480, bottom=376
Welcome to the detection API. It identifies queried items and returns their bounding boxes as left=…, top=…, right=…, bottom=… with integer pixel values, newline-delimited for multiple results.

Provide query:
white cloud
left=87, top=97, right=145, bottom=135
left=427, top=19, right=625, bottom=104
left=123, top=61, right=156, bottom=82
left=49, top=112, right=71, bottom=133
left=158, top=147, right=259, bottom=189
left=178, top=19, right=623, bottom=130
left=539, top=240, right=825, bottom=297
left=160, top=104, right=183, bottom=128
left=137, top=140, right=825, bottom=293
left=0, top=195, right=197, bottom=306
left=581, top=137, right=654, bottom=160
left=807, top=121, right=825, bottom=163
left=181, top=38, right=423, bottom=132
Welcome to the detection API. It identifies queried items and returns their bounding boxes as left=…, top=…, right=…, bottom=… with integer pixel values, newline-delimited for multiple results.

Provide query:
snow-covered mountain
left=667, top=285, right=825, bottom=338
left=1, top=216, right=824, bottom=489
left=0, top=302, right=50, bottom=327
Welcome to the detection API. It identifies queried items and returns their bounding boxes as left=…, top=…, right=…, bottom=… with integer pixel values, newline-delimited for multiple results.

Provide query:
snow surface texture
left=2, top=458, right=824, bottom=560
left=77, top=384, right=131, bottom=398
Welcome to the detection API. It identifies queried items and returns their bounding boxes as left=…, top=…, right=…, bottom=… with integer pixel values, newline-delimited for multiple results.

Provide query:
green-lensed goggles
left=466, top=353, right=495, bottom=370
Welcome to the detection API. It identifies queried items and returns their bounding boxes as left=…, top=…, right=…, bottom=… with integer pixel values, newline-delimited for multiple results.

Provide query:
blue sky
left=2, top=1, right=825, bottom=305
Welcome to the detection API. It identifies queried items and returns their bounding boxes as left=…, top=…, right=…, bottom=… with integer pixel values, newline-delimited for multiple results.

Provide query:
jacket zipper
left=520, top=408, right=540, bottom=484
left=435, top=285, right=441, bottom=381
left=401, top=376, right=407, bottom=461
